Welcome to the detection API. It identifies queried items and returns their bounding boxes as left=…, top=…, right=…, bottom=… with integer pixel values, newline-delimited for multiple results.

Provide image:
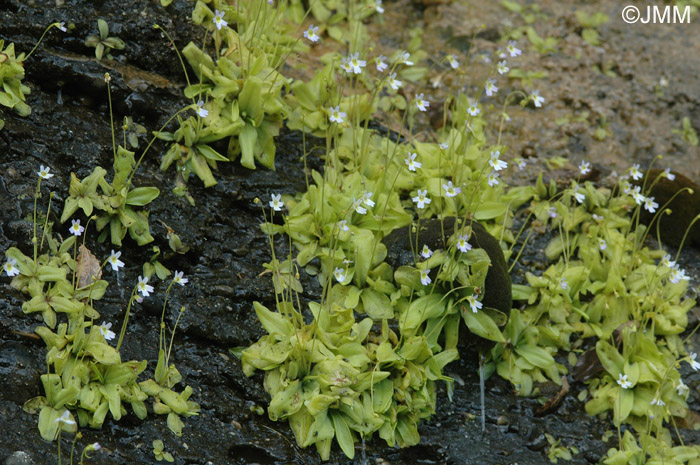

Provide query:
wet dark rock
left=3, top=451, right=35, bottom=465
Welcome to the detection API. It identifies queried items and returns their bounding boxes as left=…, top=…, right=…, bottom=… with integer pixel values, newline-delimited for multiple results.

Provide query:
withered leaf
left=77, top=244, right=102, bottom=288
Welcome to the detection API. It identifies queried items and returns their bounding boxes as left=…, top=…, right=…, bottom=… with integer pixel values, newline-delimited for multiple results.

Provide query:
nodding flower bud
left=253, top=197, right=261, bottom=204
left=104, top=73, right=111, bottom=83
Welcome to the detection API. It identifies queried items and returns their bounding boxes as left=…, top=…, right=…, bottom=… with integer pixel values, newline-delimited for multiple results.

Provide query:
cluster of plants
left=3, top=0, right=700, bottom=463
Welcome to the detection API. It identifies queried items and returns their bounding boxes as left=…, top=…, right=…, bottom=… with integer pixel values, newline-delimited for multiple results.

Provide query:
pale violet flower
left=456, top=235, right=472, bottom=253
left=650, top=397, right=666, bottom=407
left=487, top=171, right=500, bottom=187
left=338, top=220, right=350, bottom=232
left=466, top=294, right=482, bottom=313
left=55, top=410, right=75, bottom=426
left=420, top=268, right=431, bottom=286
left=340, top=57, right=353, bottom=74
left=57, top=22, right=67, bottom=32
left=631, top=186, right=645, bottom=205
left=195, top=100, right=208, bottom=118
left=687, top=352, right=700, bottom=371
left=548, top=207, right=557, bottom=219
left=90, top=443, right=102, bottom=451
left=661, top=254, right=676, bottom=268
left=598, top=238, right=607, bottom=250
left=3, top=258, right=19, bottom=277
left=442, top=181, right=461, bottom=197
left=669, top=265, right=690, bottom=284
left=173, top=271, right=188, bottom=286
left=213, top=9, right=228, bottom=30
left=573, top=186, right=585, bottom=204
left=663, top=168, right=676, bottom=181
left=69, top=219, right=85, bottom=236
left=375, top=55, right=388, bottom=72
left=98, top=322, right=115, bottom=341
left=621, top=180, right=632, bottom=194
left=137, top=276, right=154, bottom=297
left=375, top=0, right=384, bottom=13
left=334, top=267, right=346, bottom=283
left=489, top=150, right=507, bottom=171
left=328, top=106, right=346, bottom=124
left=579, top=160, right=591, bottom=175
left=484, top=78, right=498, bottom=96
left=414, top=93, right=430, bottom=112
left=497, top=60, right=509, bottom=75
left=405, top=152, right=422, bottom=171
left=530, top=89, right=545, bottom=108
left=644, top=196, right=658, bottom=213
left=38, top=165, right=54, bottom=180
left=352, top=198, right=367, bottom=215
left=303, top=24, right=320, bottom=42
left=269, top=193, right=284, bottom=211
left=412, top=189, right=431, bottom=209
left=396, top=51, right=413, bottom=66
left=361, top=191, right=375, bottom=207
left=617, top=373, right=632, bottom=389
left=107, top=250, right=124, bottom=271
left=420, top=244, right=433, bottom=259
left=387, top=73, right=402, bottom=90
left=629, top=164, right=643, bottom=181
left=677, top=378, right=689, bottom=396
left=560, top=277, right=568, bottom=290
left=446, top=54, right=459, bottom=69
left=592, top=214, right=604, bottom=222
left=347, top=52, right=366, bottom=74
left=439, top=142, right=449, bottom=150
left=467, top=102, right=480, bottom=116
left=342, top=258, right=353, bottom=267
left=506, top=40, right=522, bottom=57
left=516, top=158, right=526, bottom=170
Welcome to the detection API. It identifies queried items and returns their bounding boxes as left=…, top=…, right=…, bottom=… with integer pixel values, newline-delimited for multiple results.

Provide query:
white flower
left=617, top=373, right=632, bottom=389
left=467, top=102, right=481, bottom=116
left=669, top=265, right=690, bottom=284
left=107, top=250, right=124, bottom=271
left=506, top=40, right=522, bottom=57
left=69, top=219, right=85, bottom=236
left=340, top=57, right=353, bottom=73
left=650, top=397, right=666, bottom=407
left=3, top=258, right=19, bottom=277
left=487, top=171, right=500, bottom=187
left=195, top=100, right=208, bottom=118
left=269, top=193, right=284, bottom=211
left=579, top=160, right=591, bottom=175
left=687, top=352, right=700, bottom=371
left=592, top=214, right=604, bottom=222
left=598, top=238, right=607, bottom=250
left=420, top=268, right=431, bottom=286
left=456, top=235, right=472, bottom=253
left=414, top=93, right=430, bottom=112
left=334, top=267, right=346, bottom=283
left=361, top=191, right=375, bottom=207
left=387, top=72, right=402, bottom=90
left=396, top=51, right=413, bottom=66
left=560, top=277, right=568, bottom=290
left=484, top=78, right=498, bottom=96
left=516, top=158, right=527, bottom=170
left=98, top=321, right=116, bottom=341
left=621, top=180, right=632, bottom=194
left=548, top=207, right=557, bottom=219
left=442, top=181, right=461, bottom=197
left=375, top=55, right=388, bottom=72
left=629, top=164, right=643, bottom=181
left=489, top=150, right=508, bottom=171
left=663, top=168, right=676, bottom=181
left=38, top=165, right=54, bottom=179
left=497, top=60, right=509, bottom=75
left=342, top=258, right=353, bottom=266
left=530, top=89, right=545, bottom=108
left=405, top=152, right=422, bottom=171
left=412, top=189, right=431, bottom=209
left=573, top=186, right=585, bottom=204
left=338, top=220, right=349, bottom=232
left=352, top=198, right=367, bottom=215
left=173, top=270, right=188, bottom=286
left=677, top=378, right=689, bottom=396
left=420, top=244, right=433, bottom=259
left=303, top=24, right=320, bottom=42
left=213, top=9, right=228, bottom=30
left=91, top=443, right=102, bottom=451
left=466, top=294, right=482, bottom=313
left=375, top=0, right=384, bottom=13
left=137, top=276, right=154, bottom=297
left=328, top=106, right=346, bottom=124
left=57, top=22, right=67, bottom=32
left=439, top=142, right=449, bottom=150
left=631, top=186, right=645, bottom=205
left=446, top=54, right=459, bottom=69
left=644, top=196, right=658, bottom=213
left=346, top=52, right=366, bottom=74
left=661, top=254, right=676, bottom=268
left=55, top=410, right=75, bottom=426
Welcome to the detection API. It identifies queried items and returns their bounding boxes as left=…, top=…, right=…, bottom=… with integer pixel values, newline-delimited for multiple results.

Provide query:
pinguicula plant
left=84, top=19, right=125, bottom=60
